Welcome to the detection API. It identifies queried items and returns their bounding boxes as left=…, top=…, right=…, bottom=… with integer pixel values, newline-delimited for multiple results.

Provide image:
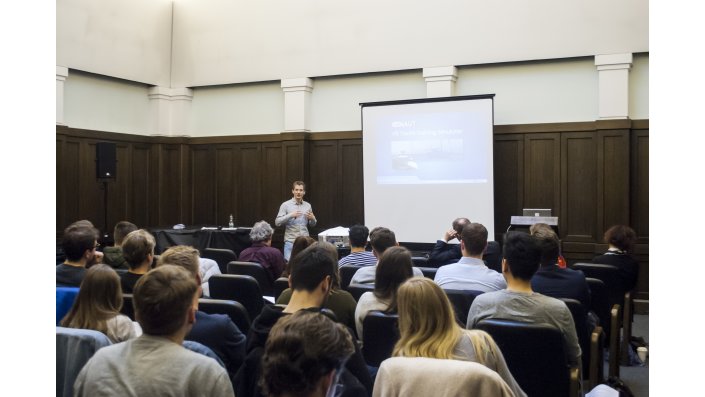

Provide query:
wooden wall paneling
left=155, top=144, right=183, bottom=227
left=523, top=133, right=561, bottom=230
left=179, top=143, right=193, bottom=226
left=560, top=131, right=598, bottom=243
left=190, top=145, right=216, bottom=226
left=493, top=134, right=524, bottom=241
left=308, top=140, right=340, bottom=232
left=339, top=139, right=364, bottom=226
left=108, top=142, right=131, bottom=234
left=281, top=135, right=309, bottom=198
left=130, top=144, right=152, bottom=228
left=81, top=141, right=104, bottom=229
left=262, top=143, right=283, bottom=226
left=597, top=129, right=630, bottom=237
left=631, top=129, right=649, bottom=243
left=237, top=144, right=263, bottom=227
left=215, top=146, right=236, bottom=227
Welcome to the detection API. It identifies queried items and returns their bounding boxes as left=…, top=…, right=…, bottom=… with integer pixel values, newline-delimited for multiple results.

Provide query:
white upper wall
left=171, top=0, right=648, bottom=87
left=630, top=53, right=649, bottom=120
left=57, top=0, right=173, bottom=86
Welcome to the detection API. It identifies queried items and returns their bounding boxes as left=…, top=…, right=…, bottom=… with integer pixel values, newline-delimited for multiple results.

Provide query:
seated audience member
left=237, top=243, right=372, bottom=397
left=530, top=227, right=590, bottom=308
left=281, top=235, right=317, bottom=277
left=338, top=224, right=377, bottom=268
left=276, top=244, right=357, bottom=334
left=102, top=221, right=137, bottom=270
left=60, top=263, right=141, bottom=343
left=428, top=217, right=470, bottom=266
left=120, top=229, right=155, bottom=293
left=158, top=245, right=246, bottom=383
left=434, top=223, right=506, bottom=292
left=354, top=246, right=414, bottom=340
left=57, top=224, right=101, bottom=287
left=239, top=220, right=287, bottom=281
left=198, top=256, right=222, bottom=297
left=349, top=227, right=423, bottom=285
left=74, top=265, right=235, bottom=397
left=592, top=224, right=640, bottom=292
left=530, top=223, right=567, bottom=268
left=57, top=220, right=105, bottom=266
left=466, top=232, right=582, bottom=368
left=261, top=310, right=355, bottom=397
left=394, top=277, right=526, bottom=397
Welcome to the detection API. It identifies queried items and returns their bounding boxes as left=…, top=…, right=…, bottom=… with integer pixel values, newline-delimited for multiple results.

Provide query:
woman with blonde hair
left=393, top=277, right=526, bottom=397
left=60, top=264, right=141, bottom=343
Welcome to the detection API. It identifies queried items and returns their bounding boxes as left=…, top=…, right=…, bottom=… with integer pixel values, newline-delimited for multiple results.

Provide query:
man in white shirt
left=434, top=223, right=506, bottom=292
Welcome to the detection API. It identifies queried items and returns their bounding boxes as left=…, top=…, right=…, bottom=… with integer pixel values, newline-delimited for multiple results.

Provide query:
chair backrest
left=208, top=274, right=266, bottom=320
left=374, top=357, right=515, bottom=397
left=484, top=240, right=503, bottom=273
left=346, top=283, right=375, bottom=302
left=198, top=298, right=251, bottom=335
left=201, top=248, right=238, bottom=274
left=273, top=277, right=289, bottom=301
left=584, top=277, right=610, bottom=331
left=559, top=298, right=591, bottom=379
left=339, top=264, right=363, bottom=289
left=476, top=318, right=572, bottom=397
left=227, top=261, right=274, bottom=297
left=121, top=293, right=135, bottom=321
left=571, top=263, right=624, bottom=308
left=362, top=310, right=400, bottom=367
left=442, top=289, right=484, bottom=326
left=417, top=266, right=437, bottom=279
left=56, top=326, right=112, bottom=397
left=56, top=287, right=80, bottom=325
left=411, top=256, right=428, bottom=267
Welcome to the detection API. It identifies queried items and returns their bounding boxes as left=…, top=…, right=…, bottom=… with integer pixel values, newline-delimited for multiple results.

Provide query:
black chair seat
left=476, top=318, right=579, bottom=397
left=273, top=277, right=289, bottom=302
left=198, top=298, right=251, bottom=335
left=208, top=274, right=268, bottom=320
left=442, top=289, right=484, bottom=326
left=201, top=248, right=238, bottom=274
left=121, top=293, right=135, bottom=321
left=346, top=283, right=375, bottom=302
left=362, top=310, right=400, bottom=367
left=339, top=265, right=363, bottom=289
left=417, top=266, right=437, bottom=279
left=227, top=261, right=275, bottom=297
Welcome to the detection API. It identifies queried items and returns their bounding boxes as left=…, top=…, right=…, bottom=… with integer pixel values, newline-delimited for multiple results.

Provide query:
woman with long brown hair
left=60, top=264, right=140, bottom=343
left=393, top=277, right=526, bottom=397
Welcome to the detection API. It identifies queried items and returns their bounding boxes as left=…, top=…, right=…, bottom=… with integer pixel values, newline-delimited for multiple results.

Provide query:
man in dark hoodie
left=236, top=242, right=372, bottom=397
left=103, top=221, right=138, bottom=270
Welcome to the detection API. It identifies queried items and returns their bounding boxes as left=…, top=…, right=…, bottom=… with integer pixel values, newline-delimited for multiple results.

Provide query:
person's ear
left=501, top=258, right=508, bottom=273
left=288, top=274, right=292, bottom=288
left=460, top=240, right=466, bottom=252
left=320, top=370, right=336, bottom=397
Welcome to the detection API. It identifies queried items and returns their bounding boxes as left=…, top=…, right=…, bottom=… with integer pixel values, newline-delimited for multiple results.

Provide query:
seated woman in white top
left=60, top=264, right=141, bottom=343
left=354, top=246, right=413, bottom=340
left=392, top=277, right=527, bottom=397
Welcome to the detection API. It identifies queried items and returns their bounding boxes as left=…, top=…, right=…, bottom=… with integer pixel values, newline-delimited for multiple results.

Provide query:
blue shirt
left=434, top=257, right=506, bottom=292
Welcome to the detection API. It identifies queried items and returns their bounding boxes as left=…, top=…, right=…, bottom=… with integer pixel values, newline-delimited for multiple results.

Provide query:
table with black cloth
left=150, top=227, right=252, bottom=257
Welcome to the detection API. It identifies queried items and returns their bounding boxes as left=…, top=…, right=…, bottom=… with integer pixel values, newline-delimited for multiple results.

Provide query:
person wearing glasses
left=56, top=223, right=101, bottom=287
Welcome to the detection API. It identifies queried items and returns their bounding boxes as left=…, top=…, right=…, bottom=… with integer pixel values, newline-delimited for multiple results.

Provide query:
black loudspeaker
left=96, top=142, right=117, bottom=179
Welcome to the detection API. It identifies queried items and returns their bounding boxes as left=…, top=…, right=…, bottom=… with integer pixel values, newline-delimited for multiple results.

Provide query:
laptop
left=522, top=208, right=552, bottom=217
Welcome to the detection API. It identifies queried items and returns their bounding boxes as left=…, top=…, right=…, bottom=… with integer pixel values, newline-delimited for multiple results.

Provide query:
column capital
left=423, top=66, right=458, bottom=82
left=56, top=65, right=69, bottom=81
left=595, top=53, right=633, bottom=71
left=281, top=78, right=313, bottom=93
left=148, top=86, right=193, bottom=100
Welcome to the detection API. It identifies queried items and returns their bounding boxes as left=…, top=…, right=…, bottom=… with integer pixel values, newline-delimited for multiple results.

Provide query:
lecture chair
left=198, top=298, right=251, bottom=335
left=201, top=248, right=238, bottom=274
left=442, top=289, right=484, bottom=326
left=346, top=283, right=375, bottom=302
left=373, top=357, right=516, bottom=397
left=227, top=261, right=275, bottom=297
left=56, top=327, right=112, bottom=397
left=417, top=266, right=437, bottom=279
left=476, top=318, right=580, bottom=397
left=339, top=264, right=363, bottom=289
left=585, top=277, right=621, bottom=378
left=56, top=287, right=80, bottom=325
left=572, top=262, right=633, bottom=366
left=208, top=274, right=268, bottom=320
left=273, top=277, right=289, bottom=302
left=560, top=297, right=605, bottom=388
left=121, top=293, right=135, bottom=321
left=362, top=310, right=400, bottom=367
left=411, top=256, right=429, bottom=267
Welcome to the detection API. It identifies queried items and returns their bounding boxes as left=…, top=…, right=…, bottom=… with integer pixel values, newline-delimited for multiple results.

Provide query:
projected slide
left=375, top=111, right=488, bottom=184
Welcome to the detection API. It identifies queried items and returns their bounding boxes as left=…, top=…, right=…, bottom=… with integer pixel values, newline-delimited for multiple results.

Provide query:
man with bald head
left=428, top=217, right=470, bottom=266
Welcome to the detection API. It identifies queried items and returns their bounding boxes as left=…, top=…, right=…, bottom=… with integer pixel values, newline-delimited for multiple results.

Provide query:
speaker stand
left=99, top=179, right=110, bottom=241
